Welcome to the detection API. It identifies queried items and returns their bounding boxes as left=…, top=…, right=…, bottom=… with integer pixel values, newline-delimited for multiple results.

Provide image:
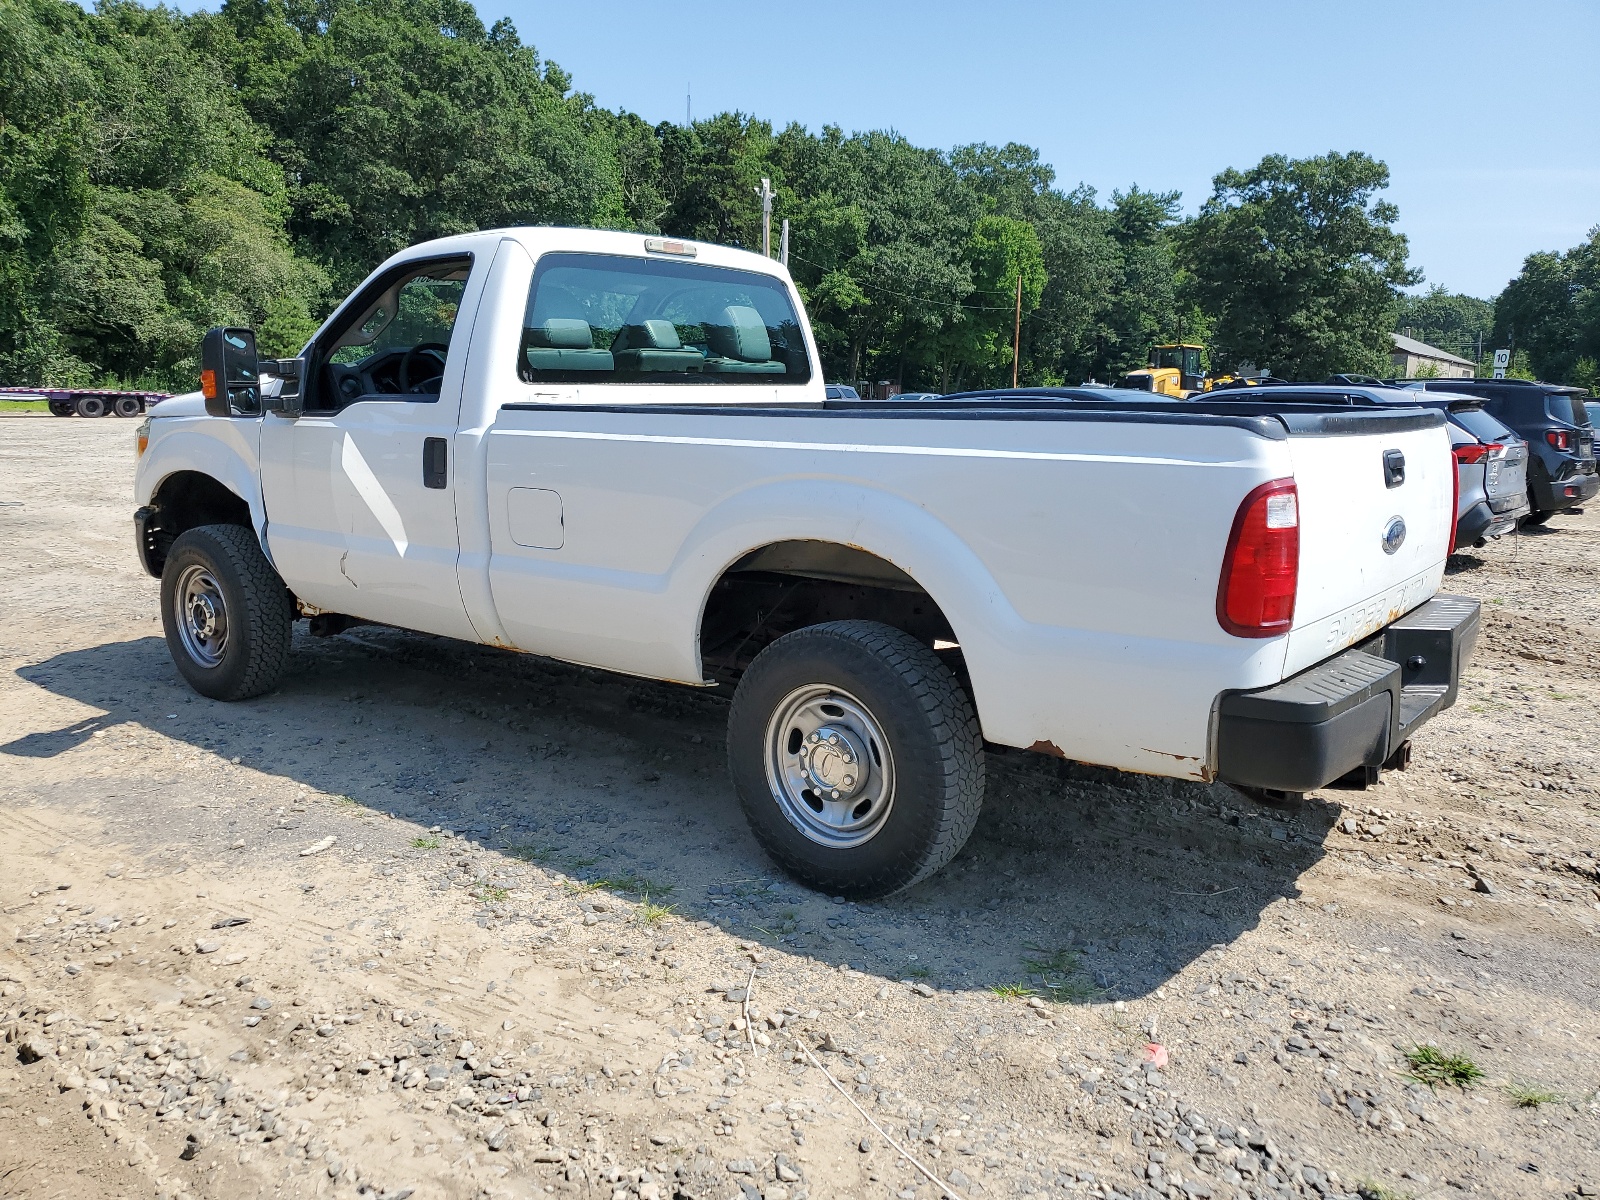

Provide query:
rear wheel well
left=698, top=541, right=962, bottom=687
left=143, top=472, right=253, bottom=576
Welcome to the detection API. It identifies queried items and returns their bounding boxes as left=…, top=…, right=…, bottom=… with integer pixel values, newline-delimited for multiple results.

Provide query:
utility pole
left=1012, top=273, right=1023, bottom=388
left=757, top=177, right=774, bottom=258
left=779, top=219, right=790, bottom=267
left=686, top=84, right=691, bottom=126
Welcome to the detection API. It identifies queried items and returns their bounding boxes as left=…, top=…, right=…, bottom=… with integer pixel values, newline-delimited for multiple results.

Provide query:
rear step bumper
left=1215, top=594, right=1481, bottom=793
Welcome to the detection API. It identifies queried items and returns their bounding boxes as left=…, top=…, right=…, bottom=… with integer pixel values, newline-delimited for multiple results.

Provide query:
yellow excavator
left=1118, top=344, right=1251, bottom=398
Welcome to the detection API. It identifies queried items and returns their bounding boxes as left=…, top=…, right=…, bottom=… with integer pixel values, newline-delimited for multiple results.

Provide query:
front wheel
left=160, top=524, right=294, bottom=700
left=727, top=621, right=985, bottom=898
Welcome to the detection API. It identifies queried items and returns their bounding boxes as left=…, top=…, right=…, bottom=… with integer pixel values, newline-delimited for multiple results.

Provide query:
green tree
left=0, top=0, right=324, bottom=387
left=1092, top=187, right=1180, bottom=380
left=1493, top=228, right=1599, bottom=383
left=930, top=214, right=1044, bottom=390
left=0, top=0, right=97, bottom=382
left=781, top=128, right=973, bottom=385
left=1181, top=151, right=1419, bottom=380
left=950, top=144, right=1121, bottom=387
left=219, top=0, right=626, bottom=292
left=1394, top=285, right=1494, bottom=361
left=655, top=112, right=776, bottom=250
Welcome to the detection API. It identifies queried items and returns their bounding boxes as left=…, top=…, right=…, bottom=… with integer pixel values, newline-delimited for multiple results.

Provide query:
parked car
left=1440, top=402, right=1532, bottom=546
left=133, top=227, right=1473, bottom=897
left=888, top=391, right=941, bottom=402
left=1412, top=379, right=1597, bottom=524
left=1182, top=384, right=1530, bottom=549
left=824, top=384, right=861, bottom=401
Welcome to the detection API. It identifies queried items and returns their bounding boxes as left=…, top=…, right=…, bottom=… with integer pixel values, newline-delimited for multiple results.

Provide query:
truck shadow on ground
left=8, top=627, right=1341, bottom=1003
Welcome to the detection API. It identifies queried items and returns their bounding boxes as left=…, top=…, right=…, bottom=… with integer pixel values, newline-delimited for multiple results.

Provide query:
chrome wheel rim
left=764, top=684, right=895, bottom=849
left=175, top=564, right=228, bottom=668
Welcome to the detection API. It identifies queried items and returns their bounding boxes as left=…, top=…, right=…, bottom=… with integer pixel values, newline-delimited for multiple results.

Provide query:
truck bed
left=480, top=395, right=1450, bottom=778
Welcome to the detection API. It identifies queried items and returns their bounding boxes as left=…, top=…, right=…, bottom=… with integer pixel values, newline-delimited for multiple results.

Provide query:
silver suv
left=1445, top=402, right=1531, bottom=547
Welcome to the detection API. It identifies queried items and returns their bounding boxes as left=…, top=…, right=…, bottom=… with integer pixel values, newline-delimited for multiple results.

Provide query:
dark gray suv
left=1415, top=379, right=1597, bottom=524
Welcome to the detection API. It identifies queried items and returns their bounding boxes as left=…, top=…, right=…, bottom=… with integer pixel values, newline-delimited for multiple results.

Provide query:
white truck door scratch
left=340, top=432, right=408, bottom=557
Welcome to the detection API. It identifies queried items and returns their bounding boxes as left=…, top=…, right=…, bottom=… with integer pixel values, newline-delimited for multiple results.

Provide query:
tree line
left=2, top=0, right=1593, bottom=394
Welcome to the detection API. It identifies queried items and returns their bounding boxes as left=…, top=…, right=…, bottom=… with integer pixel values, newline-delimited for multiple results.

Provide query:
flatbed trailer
left=0, top=386, right=171, bottom=417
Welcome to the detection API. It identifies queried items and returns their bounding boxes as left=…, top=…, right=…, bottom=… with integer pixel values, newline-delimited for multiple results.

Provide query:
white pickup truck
left=133, top=227, right=1479, bottom=896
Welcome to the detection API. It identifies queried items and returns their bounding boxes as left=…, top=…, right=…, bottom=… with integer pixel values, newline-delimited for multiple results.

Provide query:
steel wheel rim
left=764, top=684, right=895, bottom=849
left=175, top=564, right=228, bottom=668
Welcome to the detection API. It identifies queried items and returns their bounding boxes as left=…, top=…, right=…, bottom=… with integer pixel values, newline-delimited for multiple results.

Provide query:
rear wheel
left=113, top=396, right=143, bottom=417
left=727, top=620, right=984, bottom=898
left=1523, top=509, right=1552, bottom=527
left=160, top=524, right=293, bottom=700
left=74, top=395, right=106, bottom=418
left=47, top=401, right=73, bottom=417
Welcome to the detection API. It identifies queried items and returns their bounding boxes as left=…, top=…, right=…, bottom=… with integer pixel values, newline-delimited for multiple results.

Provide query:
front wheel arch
left=142, top=471, right=254, bottom=577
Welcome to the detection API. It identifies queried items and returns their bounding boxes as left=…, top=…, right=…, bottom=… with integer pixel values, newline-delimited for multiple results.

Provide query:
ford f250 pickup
left=133, top=227, right=1479, bottom=896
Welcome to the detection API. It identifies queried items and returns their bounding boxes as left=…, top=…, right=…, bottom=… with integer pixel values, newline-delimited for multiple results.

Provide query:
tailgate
left=1488, top=441, right=1528, bottom=505
left=1280, top=410, right=1453, bottom=676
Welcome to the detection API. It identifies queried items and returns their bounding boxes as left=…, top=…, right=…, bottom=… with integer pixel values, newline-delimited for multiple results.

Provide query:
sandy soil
left=1, top=414, right=1597, bottom=1200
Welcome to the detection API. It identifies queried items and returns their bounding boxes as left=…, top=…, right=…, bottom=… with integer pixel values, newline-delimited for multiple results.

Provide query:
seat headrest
left=618, top=319, right=682, bottom=351
left=706, top=306, right=771, bottom=363
left=542, top=318, right=592, bottom=349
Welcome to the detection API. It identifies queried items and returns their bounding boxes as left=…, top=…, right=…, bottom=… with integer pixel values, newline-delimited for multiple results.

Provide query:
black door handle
left=423, top=437, right=448, bottom=489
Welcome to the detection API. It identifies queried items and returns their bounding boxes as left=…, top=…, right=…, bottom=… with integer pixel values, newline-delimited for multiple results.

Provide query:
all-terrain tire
left=727, top=620, right=985, bottom=898
left=160, top=524, right=294, bottom=701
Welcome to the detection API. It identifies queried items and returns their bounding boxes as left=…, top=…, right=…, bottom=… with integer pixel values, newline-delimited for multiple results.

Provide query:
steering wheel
left=399, top=343, right=449, bottom=393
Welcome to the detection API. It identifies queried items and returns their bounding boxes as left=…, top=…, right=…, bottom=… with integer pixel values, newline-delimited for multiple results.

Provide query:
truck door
left=258, top=252, right=487, bottom=641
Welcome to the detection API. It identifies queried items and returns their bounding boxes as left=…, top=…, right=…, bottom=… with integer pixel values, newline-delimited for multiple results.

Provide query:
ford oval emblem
left=1382, top=516, right=1407, bottom=555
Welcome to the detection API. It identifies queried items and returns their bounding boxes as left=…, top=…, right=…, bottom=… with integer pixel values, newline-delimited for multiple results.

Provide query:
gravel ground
left=1, top=414, right=1597, bottom=1200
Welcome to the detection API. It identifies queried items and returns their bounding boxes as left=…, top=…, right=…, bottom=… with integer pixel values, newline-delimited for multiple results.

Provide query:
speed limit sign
left=1492, top=349, right=1510, bottom=379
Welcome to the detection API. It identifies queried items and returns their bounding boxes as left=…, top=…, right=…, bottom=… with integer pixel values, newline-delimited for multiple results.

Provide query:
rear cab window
left=518, top=253, right=812, bottom=386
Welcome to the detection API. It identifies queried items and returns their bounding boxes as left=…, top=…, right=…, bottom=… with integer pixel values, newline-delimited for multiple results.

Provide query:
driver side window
left=312, top=257, right=472, bottom=411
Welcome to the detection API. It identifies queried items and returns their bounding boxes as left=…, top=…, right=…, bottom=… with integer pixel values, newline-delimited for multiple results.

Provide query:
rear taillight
left=1217, top=478, right=1299, bottom=638
left=1453, top=442, right=1502, bottom=464
left=1546, top=429, right=1573, bottom=451
left=1447, top=445, right=1460, bottom=554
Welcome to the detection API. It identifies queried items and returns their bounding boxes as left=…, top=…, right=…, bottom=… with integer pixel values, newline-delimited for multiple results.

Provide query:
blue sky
left=465, top=0, right=1598, bottom=299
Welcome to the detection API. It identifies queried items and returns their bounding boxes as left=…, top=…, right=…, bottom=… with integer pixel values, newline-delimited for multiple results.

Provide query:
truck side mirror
left=200, top=327, right=261, bottom=418
left=260, top=357, right=306, bottom=417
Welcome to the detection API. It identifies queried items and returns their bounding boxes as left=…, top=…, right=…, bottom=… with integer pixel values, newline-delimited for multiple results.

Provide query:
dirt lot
left=1, top=414, right=1597, bottom=1200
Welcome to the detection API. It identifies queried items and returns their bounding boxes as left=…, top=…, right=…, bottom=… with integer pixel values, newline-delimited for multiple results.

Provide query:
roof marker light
left=644, top=238, right=696, bottom=257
